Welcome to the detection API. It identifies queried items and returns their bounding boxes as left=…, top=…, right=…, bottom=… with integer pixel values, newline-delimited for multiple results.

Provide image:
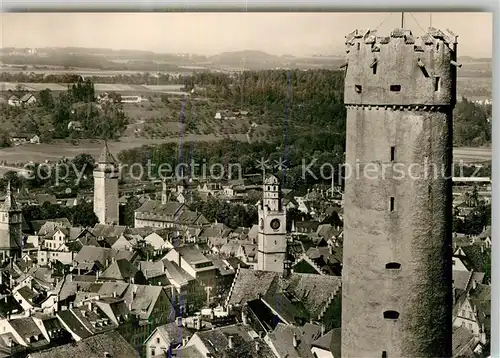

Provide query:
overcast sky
left=1, top=12, right=493, bottom=57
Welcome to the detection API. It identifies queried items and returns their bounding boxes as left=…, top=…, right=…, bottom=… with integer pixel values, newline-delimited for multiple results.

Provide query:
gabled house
left=143, top=321, right=194, bottom=358
left=8, top=95, right=21, bottom=107
left=26, top=330, right=139, bottom=358
left=225, top=269, right=342, bottom=332
left=20, top=93, right=37, bottom=106
left=163, top=245, right=217, bottom=288
left=452, top=282, right=490, bottom=353
left=311, top=327, right=341, bottom=358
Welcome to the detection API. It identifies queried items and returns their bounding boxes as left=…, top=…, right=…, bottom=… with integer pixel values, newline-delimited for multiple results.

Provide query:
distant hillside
left=0, top=47, right=492, bottom=74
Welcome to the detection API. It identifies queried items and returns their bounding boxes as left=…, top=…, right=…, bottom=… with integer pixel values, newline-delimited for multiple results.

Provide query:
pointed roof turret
left=1, top=181, right=18, bottom=211
left=264, top=175, right=279, bottom=186
left=97, top=140, right=117, bottom=164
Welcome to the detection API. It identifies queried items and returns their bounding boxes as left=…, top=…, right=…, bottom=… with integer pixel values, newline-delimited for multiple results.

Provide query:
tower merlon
left=343, top=27, right=459, bottom=107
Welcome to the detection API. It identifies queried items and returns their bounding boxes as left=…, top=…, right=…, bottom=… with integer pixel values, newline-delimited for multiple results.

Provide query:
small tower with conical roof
left=93, top=141, right=119, bottom=225
left=257, top=175, right=287, bottom=272
left=0, top=181, right=23, bottom=260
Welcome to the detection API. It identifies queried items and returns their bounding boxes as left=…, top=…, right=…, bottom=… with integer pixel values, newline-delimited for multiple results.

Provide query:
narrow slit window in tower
left=382, top=352, right=387, bottom=358
left=390, top=85, right=401, bottom=92
left=357, top=43, right=360, bottom=50
left=355, top=85, right=362, bottom=93
left=373, top=64, right=377, bottom=75
left=383, top=311, right=400, bottom=319
left=390, top=146, right=395, bottom=161
left=434, top=77, right=441, bottom=92
left=390, top=197, right=395, bottom=212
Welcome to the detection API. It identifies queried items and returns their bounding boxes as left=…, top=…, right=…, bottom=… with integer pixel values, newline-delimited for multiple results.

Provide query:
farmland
left=0, top=82, right=188, bottom=94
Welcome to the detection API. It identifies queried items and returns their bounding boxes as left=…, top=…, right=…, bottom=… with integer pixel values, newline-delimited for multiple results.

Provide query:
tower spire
left=2, top=181, right=17, bottom=210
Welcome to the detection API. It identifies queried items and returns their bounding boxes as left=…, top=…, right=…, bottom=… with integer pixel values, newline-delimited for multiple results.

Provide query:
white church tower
left=257, top=175, right=287, bottom=273
left=93, top=141, right=119, bottom=225
left=0, top=181, right=23, bottom=261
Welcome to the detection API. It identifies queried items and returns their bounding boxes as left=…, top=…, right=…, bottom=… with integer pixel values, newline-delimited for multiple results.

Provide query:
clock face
left=270, top=219, right=281, bottom=230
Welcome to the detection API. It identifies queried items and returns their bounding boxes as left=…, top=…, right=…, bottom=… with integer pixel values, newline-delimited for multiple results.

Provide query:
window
left=390, top=197, right=395, bottom=212
left=390, top=146, right=395, bottom=161
left=357, top=43, right=360, bottom=50
left=355, top=85, right=362, bottom=93
left=382, top=352, right=387, bottom=358
left=385, top=262, right=401, bottom=269
left=383, top=311, right=400, bottom=319
left=373, top=64, right=377, bottom=75
left=390, top=85, right=401, bottom=92
left=434, top=77, right=441, bottom=92
left=156, top=337, right=160, bottom=344
left=151, top=349, right=156, bottom=356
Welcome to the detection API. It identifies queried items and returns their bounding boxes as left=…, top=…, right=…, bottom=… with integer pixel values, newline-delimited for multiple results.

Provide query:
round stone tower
left=341, top=27, right=458, bottom=357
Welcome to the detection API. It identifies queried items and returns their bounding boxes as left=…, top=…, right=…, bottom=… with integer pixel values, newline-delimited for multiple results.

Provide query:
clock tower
left=257, top=175, right=287, bottom=273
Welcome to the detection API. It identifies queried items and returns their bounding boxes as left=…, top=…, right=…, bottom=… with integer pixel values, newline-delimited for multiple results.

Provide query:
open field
left=0, top=135, right=248, bottom=164
left=0, top=82, right=187, bottom=94
left=453, top=147, right=492, bottom=163
left=0, top=140, right=491, bottom=166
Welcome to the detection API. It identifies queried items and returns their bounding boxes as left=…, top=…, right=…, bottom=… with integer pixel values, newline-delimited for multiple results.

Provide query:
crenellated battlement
left=343, top=27, right=459, bottom=107
left=345, top=27, right=458, bottom=53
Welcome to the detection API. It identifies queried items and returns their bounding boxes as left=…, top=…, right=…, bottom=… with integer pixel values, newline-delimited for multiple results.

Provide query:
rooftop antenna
left=401, top=12, right=405, bottom=28
left=430, top=13, right=432, bottom=28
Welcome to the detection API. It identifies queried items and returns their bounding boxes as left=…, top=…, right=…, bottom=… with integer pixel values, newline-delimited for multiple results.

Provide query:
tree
left=72, top=153, right=95, bottom=182
left=39, top=89, right=54, bottom=109
left=0, top=171, right=24, bottom=191
left=0, top=129, right=12, bottom=148
left=120, top=196, right=141, bottom=227
left=71, top=201, right=98, bottom=227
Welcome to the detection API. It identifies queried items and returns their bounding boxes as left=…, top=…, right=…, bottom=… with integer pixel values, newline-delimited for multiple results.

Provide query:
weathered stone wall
left=93, top=167, right=119, bottom=225
left=341, top=27, right=455, bottom=358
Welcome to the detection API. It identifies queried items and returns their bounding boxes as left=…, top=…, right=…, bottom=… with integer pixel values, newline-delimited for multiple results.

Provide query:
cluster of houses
left=5, top=93, right=37, bottom=107
left=214, top=109, right=250, bottom=120
left=0, top=179, right=491, bottom=358
left=97, top=93, right=147, bottom=104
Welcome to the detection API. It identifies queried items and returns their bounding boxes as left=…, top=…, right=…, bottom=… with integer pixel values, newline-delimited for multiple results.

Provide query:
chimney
left=178, top=251, right=181, bottom=267
left=113, top=291, right=117, bottom=298
left=111, top=257, right=116, bottom=264
left=228, top=335, right=234, bottom=349
left=128, top=302, right=132, bottom=311
left=255, top=341, right=260, bottom=352
left=87, top=301, right=92, bottom=310
left=69, top=302, right=74, bottom=309
left=96, top=270, right=100, bottom=281
left=195, top=317, right=201, bottom=330
left=321, top=323, right=325, bottom=335
left=292, top=334, right=298, bottom=348
left=241, top=310, right=248, bottom=325
left=106, top=258, right=109, bottom=267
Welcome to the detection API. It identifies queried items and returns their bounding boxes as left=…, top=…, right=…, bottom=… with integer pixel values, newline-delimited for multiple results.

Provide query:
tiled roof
left=28, top=331, right=139, bottom=358
left=56, top=309, right=92, bottom=339
left=0, top=294, right=24, bottom=318
left=91, top=224, right=127, bottom=239
left=97, top=142, right=117, bottom=164
left=171, top=345, right=204, bottom=358
left=100, top=259, right=139, bottom=281
left=226, top=269, right=278, bottom=306
left=73, top=246, right=136, bottom=267
left=176, top=245, right=211, bottom=264
left=138, top=260, right=165, bottom=279
left=9, top=317, right=47, bottom=345
left=162, top=260, right=194, bottom=286
left=135, top=200, right=184, bottom=217
left=452, top=326, right=475, bottom=356
left=267, top=323, right=315, bottom=358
